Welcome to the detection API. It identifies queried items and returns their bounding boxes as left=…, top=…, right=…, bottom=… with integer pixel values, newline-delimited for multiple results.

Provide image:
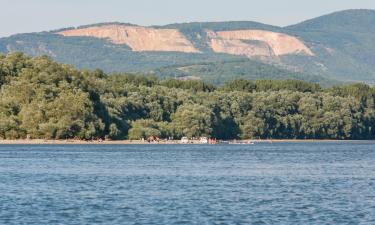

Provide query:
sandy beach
left=0, top=139, right=165, bottom=145
left=0, top=139, right=372, bottom=145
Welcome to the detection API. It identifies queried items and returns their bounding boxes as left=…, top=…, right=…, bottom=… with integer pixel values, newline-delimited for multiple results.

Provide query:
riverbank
left=0, top=139, right=160, bottom=145
left=0, top=139, right=373, bottom=145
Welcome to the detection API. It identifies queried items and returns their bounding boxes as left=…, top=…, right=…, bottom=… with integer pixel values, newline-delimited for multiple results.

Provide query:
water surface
left=1, top=142, right=375, bottom=224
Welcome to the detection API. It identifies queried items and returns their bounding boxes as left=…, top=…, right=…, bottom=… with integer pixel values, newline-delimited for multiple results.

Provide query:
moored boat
left=228, top=140, right=255, bottom=145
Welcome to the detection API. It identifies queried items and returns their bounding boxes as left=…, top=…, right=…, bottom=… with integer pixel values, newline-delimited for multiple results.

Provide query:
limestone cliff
left=57, top=25, right=200, bottom=53
left=57, top=25, right=313, bottom=57
left=207, top=30, right=314, bottom=57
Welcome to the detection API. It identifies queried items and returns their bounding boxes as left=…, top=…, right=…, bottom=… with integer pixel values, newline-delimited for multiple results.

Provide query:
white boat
left=228, top=140, right=255, bottom=145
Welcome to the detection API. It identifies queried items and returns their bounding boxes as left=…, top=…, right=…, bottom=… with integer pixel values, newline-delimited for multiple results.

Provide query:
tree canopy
left=1, top=53, right=375, bottom=140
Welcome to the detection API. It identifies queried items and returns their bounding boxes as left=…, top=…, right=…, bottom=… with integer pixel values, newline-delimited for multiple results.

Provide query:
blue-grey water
left=1, top=142, right=375, bottom=224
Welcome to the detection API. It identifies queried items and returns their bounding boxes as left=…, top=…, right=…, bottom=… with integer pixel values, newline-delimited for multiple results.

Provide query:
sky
left=1, top=0, right=375, bottom=37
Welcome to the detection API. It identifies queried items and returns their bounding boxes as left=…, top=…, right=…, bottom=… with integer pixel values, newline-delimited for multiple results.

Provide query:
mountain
left=1, top=9, right=375, bottom=85
left=286, top=9, right=375, bottom=83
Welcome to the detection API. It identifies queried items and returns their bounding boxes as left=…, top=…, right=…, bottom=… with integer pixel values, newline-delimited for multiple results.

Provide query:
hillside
left=149, top=59, right=337, bottom=86
left=286, top=9, right=375, bottom=83
left=1, top=9, right=375, bottom=84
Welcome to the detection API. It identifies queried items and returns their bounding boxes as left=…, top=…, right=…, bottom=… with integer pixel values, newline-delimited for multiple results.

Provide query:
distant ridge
left=1, top=9, right=375, bottom=84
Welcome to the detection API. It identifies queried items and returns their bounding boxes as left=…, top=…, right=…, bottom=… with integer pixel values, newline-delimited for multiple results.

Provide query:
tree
left=172, top=103, right=216, bottom=138
left=128, top=119, right=162, bottom=140
left=1, top=53, right=375, bottom=140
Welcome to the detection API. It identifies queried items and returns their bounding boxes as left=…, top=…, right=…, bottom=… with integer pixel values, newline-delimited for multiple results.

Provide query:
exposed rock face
left=57, top=25, right=313, bottom=57
left=210, top=38, right=274, bottom=57
left=57, top=25, right=200, bottom=53
left=208, top=30, right=314, bottom=57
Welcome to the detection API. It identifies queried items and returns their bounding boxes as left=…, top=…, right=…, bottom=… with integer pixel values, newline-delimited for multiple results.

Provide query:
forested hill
left=1, top=53, right=375, bottom=140
left=1, top=10, right=375, bottom=85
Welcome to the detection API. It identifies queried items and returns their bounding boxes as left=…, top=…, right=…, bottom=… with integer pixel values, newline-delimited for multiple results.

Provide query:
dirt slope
left=57, top=25, right=313, bottom=57
left=208, top=30, right=314, bottom=57
left=58, top=25, right=200, bottom=53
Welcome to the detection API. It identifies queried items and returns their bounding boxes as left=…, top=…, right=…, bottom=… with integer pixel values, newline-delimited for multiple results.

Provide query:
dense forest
left=150, top=59, right=336, bottom=86
left=1, top=53, right=375, bottom=140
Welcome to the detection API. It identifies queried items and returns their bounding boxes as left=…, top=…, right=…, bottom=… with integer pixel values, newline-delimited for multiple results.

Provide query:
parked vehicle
left=181, top=137, right=189, bottom=144
left=200, top=137, right=208, bottom=144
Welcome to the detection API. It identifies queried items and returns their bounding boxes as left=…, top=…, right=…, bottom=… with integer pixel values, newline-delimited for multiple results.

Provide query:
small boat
left=228, top=140, right=255, bottom=145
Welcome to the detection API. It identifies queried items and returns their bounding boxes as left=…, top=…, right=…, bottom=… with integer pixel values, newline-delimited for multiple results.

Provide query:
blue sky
left=1, top=0, right=375, bottom=37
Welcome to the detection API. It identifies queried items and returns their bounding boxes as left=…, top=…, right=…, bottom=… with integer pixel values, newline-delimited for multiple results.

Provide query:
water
left=1, top=142, right=375, bottom=224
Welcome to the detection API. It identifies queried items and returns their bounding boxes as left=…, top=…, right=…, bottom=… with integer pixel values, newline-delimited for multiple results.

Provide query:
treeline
left=1, top=53, right=375, bottom=140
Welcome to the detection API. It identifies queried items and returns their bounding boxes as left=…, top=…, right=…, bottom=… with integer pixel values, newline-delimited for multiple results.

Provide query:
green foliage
left=4, top=11, right=375, bottom=85
left=160, top=79, right=215, bottom=92
left=128, top=119, right=162, bottom=140
left=1, top=53, right=375, bottom=140
left=286, top=9, right=375, bottom=82
left=172, top=104, right=215, bottom=138
left=0, top=32, right=241, bottom=75
left=0, top=10, right=375, bottom=84
left=221, top=79, right=321, bottom=93
left=220, top=79, right=256, bottom=92
left=0, top=53, right=104, bottom=139
left=152, top=59, right=336, bottom=86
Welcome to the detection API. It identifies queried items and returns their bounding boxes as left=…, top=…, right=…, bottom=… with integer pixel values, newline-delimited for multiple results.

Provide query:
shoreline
left=0, top=139, right=374, bottom=145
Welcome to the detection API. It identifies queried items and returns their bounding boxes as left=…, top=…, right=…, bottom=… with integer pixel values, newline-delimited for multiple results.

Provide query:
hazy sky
left=1, top=0, right=375, bottom=37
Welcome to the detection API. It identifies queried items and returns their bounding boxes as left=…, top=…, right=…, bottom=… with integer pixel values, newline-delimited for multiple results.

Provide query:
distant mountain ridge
left=55, top=23, right=313, bottom=57
left=1, top=9, right=375, bottom=85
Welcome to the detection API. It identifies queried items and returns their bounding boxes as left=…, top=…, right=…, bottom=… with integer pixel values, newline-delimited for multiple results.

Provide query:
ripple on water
left=0, top=142, right=375, bottom=224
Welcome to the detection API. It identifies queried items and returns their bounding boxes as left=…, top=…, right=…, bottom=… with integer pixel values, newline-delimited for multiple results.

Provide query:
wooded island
left=1, top=53, right=375, bottom=140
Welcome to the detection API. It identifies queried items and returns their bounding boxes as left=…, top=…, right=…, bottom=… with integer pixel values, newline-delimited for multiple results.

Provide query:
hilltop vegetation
left=151, top=59, right=337, bottom=86
left=1, top=10, right=375, bottom=84
left=1, top=53, right=375, bottom=140
left=286, top=9, right=375, bottom=82
left=0, top=32, right=326, bottom=85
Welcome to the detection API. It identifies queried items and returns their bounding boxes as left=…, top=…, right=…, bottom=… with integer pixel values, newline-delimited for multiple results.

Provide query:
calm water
left=1, top=142, right=375, bottom=224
